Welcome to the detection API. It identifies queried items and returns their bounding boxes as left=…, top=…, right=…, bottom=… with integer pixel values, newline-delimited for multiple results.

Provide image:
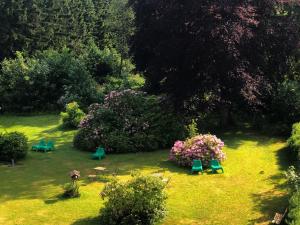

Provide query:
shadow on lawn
left=219, top=130, right=283, bottom=150
left=249, top=146, right=293, bottom=224
left=71, top=216, right=99, bottom=225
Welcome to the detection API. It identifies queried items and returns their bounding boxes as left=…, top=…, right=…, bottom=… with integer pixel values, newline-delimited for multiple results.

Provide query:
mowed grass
left=0, top=115, right=292, bottom=225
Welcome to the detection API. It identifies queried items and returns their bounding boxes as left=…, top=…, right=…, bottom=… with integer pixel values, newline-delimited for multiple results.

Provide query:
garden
left=0, top=0, right=300, bottom=225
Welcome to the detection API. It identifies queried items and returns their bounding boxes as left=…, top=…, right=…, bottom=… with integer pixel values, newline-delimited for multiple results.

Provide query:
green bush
left=63, top=181, right=80, bottom=198
left=73, top=128, right=100, bottom=151
left=61, top=102, right=85, bottom=129
left=0, top=132, right=28, bottom=162
left=287, top=122, right=300, bottom=160
left=0, top=49, right=98, bottom=112
left=267, top=80, right=300, bottom=134
left=99, top=174, right=167, bottom=225
left=74, top=90, right=184, bottom=153
left=288, top=191, right=300, bottom=225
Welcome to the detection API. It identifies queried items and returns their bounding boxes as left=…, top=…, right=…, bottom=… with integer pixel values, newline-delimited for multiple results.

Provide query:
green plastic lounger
left=191, top=159, right=203, bottom=174
left=92, top=147, right=106, bottom=160
left=32, top=139, right=46, bottom=151
left=210, top=159, right=224, bottom=173
left=39, top=141, right=55, bottom=152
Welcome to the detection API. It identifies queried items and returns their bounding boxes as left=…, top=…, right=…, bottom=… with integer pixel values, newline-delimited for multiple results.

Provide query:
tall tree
left=131, top=0, right=300, bottom=119
left=103, top=0, right=135, bottom=75
left=0, top=0, right=106, bottom=59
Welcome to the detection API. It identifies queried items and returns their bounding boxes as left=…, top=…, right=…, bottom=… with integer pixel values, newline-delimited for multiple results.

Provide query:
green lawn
left=0, top=115, right=292, bottom=225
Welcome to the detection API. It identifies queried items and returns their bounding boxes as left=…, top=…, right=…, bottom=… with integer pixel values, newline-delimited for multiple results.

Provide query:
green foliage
left=103, top=74, right=145, bottom=93
left=63, top=181, right=80, bottom=198
left=288, top=191, right=300, bottom=225
left=60, top=102, right=85, bottom=129
left=287, top=122, right=300, bottom=160
left=73, top=128, right=99, bottom=151
left=285, top=166, right=300, bottom=191
left=0, top=132, right=28, bottom=162
left=0, top=49, right=98, bottom=112
left=81, top=43, right=136, bottom=84
left=0, top=0, right=105, bottom=59
left=74, top=90, right=184, bottom=152
left=99, top=174, right=167, bottom=225
left=269, top=80, right=300, bottom=132
left=103, top=0, right=135, bottom=59
left=185, top=119, right=199, bottom=138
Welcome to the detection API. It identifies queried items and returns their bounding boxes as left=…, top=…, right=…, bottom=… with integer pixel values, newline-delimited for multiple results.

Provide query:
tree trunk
left=11, top=159, right=15, bottom=167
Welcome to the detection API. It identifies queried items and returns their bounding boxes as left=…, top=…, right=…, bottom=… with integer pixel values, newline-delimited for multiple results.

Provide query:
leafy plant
left=0, top=132, right=28, bottom=162
left=99, top=174, right=167, bottom=225
left=74, top=89, right=184, bottom=152
left=169, top=134, right=226, bottom=167
left=287, top=122, right=300, bottom=160
left=185, top=119, right=199, bottom=138
left=61, top=102, right=85, bottom=129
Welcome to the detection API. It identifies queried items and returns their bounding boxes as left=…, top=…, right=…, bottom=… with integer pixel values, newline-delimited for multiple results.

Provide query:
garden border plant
left=169, top=134, right=226, bottom=167
left=0, top=131, right=28, bottom=165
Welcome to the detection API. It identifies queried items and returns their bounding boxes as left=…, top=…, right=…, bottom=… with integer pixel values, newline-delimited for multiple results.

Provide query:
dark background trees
left=131, top=0, right=300, bottom=126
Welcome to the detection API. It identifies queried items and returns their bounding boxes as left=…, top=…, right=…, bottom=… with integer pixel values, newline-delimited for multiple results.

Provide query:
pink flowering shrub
left=169, top=134, right=226, bottom=167
left=74, top=89, right=184, bottom=153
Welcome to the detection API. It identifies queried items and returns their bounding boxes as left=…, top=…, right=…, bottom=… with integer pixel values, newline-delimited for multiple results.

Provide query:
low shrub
left=74, top=89, right=184, bottom=152
left=61, top=102, right=85, bottom=129
left=63, top=181, right=80, bottom=198
left=0, top=132, right=28, bottom=162
left=287, top=122, right=300, bottom=160
left=99, top=174, right=167, bottom=225
left=169, top=134, right=226, bottom=167
left=288, top=191, right=300, bottom=225
left=285, top=166, right=300, bottom=225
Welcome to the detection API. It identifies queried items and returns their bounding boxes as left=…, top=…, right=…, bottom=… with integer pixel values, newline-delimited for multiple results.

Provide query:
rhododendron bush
left=73, top=89, right=184, bottom=153
left=169, top=134, right=226, bottom=167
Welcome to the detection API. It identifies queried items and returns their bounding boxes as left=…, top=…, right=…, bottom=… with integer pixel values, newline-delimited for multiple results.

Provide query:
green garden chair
left=39, top=141, right=55, bottom=152
left=32, top=139, right=46, bottom=151
left=191, top=159, right=203, bottom=174
left=210, top=159, right=224, bottom=173
left=91, top=147, right=106, bottom=160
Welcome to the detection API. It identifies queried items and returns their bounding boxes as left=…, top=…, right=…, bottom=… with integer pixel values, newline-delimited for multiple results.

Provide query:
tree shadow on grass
left=44, top=193, right=75, bottom=204
left=71, top=216, right=99, bottom=225
left=249, top=146, right=292, bottom=224
left=249, top=189, right=289, bottom=224
left=219, top=130, right=284, bottom=150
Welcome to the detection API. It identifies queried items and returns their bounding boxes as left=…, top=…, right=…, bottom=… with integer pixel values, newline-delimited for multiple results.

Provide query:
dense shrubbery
left=169, top=134, right=226, bottom=167
left=60, top=102, right=85, bottom=129
left=0, top=132, right=28, bottom=162
left=261, top=80, right=300, bottom=135
left=74, top=89, right=184, bottom=152
left=99, top=174, right=167, bottom=225
left=287, top=122, right=300, bottom=160
left=0, top=49, right=98, bottom=112
left=288, top=191, right=300, bottom=225
left=285, top=166, right=300, bottom=225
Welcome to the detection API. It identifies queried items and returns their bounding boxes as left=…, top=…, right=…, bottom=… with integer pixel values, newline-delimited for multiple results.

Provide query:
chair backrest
left=47, top=141, right=54, bottom=147
left=211, top=159, right=220, bottom=166
left=40, top=139, right=46, bottom=145
left=193, top=159, right=202, bottom=167
left=96, top=147, right=105, bottom=154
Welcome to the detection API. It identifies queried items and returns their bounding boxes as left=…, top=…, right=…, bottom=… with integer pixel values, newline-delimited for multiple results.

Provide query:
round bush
left=74, top=89, right=184, bottom=152
left=169, top=134, right=226, bottom=167
left=0, top=132, right=28, bottom=162
left=99, top=174, right=167, bottom=225
left=60, top=101, right=85, bottom=129
left=287, top=122, right=300, bottom=160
